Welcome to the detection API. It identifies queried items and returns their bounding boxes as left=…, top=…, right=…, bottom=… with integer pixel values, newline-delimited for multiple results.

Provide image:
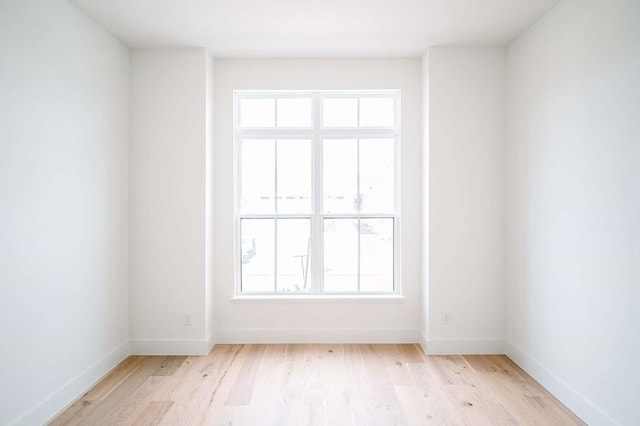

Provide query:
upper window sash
left=235, top=91, right=400, bottom=131
left=236, top=93, right=314, bottom=130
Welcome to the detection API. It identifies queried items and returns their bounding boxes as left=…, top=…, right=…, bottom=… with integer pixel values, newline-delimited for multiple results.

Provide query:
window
left=235, top=90, right=400, bottom=295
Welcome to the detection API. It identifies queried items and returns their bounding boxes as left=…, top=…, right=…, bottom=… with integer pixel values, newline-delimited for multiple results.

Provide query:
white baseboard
left=207, top=334, right=215, bottom=353
left=12, top=340, right=130, bottom=426
left=422, top=337, right=505, bottom=355
left=506, top=341, right=617, bottom=426
left=418, top=331, right=429, bottom=355
left=130, top=338, right=213, bottom=355
left=215, top=328, right=419, bottom=344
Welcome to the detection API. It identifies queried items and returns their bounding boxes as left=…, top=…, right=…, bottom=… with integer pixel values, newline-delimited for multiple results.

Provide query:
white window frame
left=234, top=90, right=401, bottom=296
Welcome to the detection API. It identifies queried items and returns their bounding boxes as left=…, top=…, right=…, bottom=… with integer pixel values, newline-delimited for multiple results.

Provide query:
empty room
left=1, top=0, right=638, bottom=424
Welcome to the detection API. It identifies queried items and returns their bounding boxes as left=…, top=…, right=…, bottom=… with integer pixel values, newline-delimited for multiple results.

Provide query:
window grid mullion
left=356, top=138, right=361, bottom=292
left=313, top=94, right=324, bottom=295
left=273, top=136, right=278, bottom=293
left=237, top=129, right=398, bottom=138
left=357, top=217, right=361, bottom=293
left=236, top=139, right=243, bottom=295
left=274, top=218, right=278, bottom=293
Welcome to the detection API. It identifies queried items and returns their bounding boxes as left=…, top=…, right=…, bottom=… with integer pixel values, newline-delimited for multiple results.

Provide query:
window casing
left=235, top=90, right=400, bottom=295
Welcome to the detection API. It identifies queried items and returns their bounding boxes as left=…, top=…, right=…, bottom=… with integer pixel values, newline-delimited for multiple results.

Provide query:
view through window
left=235, top=91, right=400, bottom=295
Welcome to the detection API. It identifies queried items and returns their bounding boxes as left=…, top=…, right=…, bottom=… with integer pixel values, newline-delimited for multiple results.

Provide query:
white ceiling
left=70, top=0, right=561, bottom=57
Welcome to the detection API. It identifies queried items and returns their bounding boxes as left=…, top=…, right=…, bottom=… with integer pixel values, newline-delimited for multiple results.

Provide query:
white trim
left=230, top=294, right=405, bottom=303
left=234, top=90, right=401, bottom=296
left=238, top=128, right=398, bottom=138
left=506, top=341, right=617, bottom=426
left=215, top=328, right=418, bottom=344
left=422, top=337, right=505, bottom=355
left=207, top=334, right=216, bottom=354
left=12, top=340, right=130, bottom=426
left=418, top=330, right=429, bottom=356
left=130, top=339, right=213, bottom=356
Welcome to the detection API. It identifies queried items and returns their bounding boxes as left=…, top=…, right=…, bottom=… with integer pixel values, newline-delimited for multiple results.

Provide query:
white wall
left=213, top=59, right=422, bottom=343
left=129, top=48, right=214, bottom=355
left=420, top=53, right=431, bottom=346
left=506, top=1, right=640, bottom=424
left=205, top=54, right=216, bottom=348
left=0, top=0, right=129, bottom=424
left=425, top=47, right=507, bottom=354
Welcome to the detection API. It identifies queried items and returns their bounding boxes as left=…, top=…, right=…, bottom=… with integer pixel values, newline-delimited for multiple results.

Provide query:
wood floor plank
left=238, top=344, right=289, bottom=426
left=50, top=345, right=586, bottom=426
left=158, top=345, right=243, bottom=425
left=430, top=355, right=476, bottom=386
left=224, top=344, right=266, bottom=406
left=375, top=344, right=416, bottom=386
left=150, top=356, right=188, bottom=377
left=407, top=362, right=465, bottom=425
left=445, top=383, right=519, bottom=425
left=321, top=345, right=356, bottom=426
left=150, top=345, right=237, bottom=407
left=48, top=356, right=148, bottom=425
left=464, top=355, right=585, bottom=425
left=132, top=401, right=173, bottom=425
left=343, top=344, right=370, bottom=426
left=103, top=376, right=171, bottom=425
left=398, top=343, right=426, bottom=364
left=56, top=356, right=165, bottom=425
left=359, top=344, right=408, bottom=425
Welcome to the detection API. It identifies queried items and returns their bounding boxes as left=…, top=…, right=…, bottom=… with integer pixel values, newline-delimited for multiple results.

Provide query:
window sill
left=230, top=294, right=405, bottom=303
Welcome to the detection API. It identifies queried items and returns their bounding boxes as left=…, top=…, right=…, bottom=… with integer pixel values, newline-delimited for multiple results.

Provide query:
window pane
left=359, top=139, right=395, bottom=213
left=359, top=97, right=395, bottom=127
left=236, top=91, right=399, bottom=296
left=324, top=218, right=358, bottom=292
left=241, top=139, right=274, bottom=213
left=322, top=98, right=358, bottom=127
left=277, top=98, right=312, bottom=127
left=359, top=218, right=394, bottom=292
left=277, top=219, right=311, bottom=292
left=323, top=139, right=357, bottom=213
left=241, top=219, right=275, bottom=293
left=240, top=98, right=275, bottom=128
left=277, top=139, right=311, bottom=213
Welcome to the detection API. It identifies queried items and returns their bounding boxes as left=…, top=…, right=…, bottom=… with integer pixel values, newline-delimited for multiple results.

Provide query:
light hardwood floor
left=50, top=344, right=585, bottom=425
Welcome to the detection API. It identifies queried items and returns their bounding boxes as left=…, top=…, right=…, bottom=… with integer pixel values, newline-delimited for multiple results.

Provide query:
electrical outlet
left=183, top=313, right=193, bottom=326
left=441, top=312, right=451, bottom=326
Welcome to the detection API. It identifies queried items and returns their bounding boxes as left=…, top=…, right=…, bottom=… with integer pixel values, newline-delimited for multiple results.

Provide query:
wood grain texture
left=49, top=345, right=585, bottom=425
